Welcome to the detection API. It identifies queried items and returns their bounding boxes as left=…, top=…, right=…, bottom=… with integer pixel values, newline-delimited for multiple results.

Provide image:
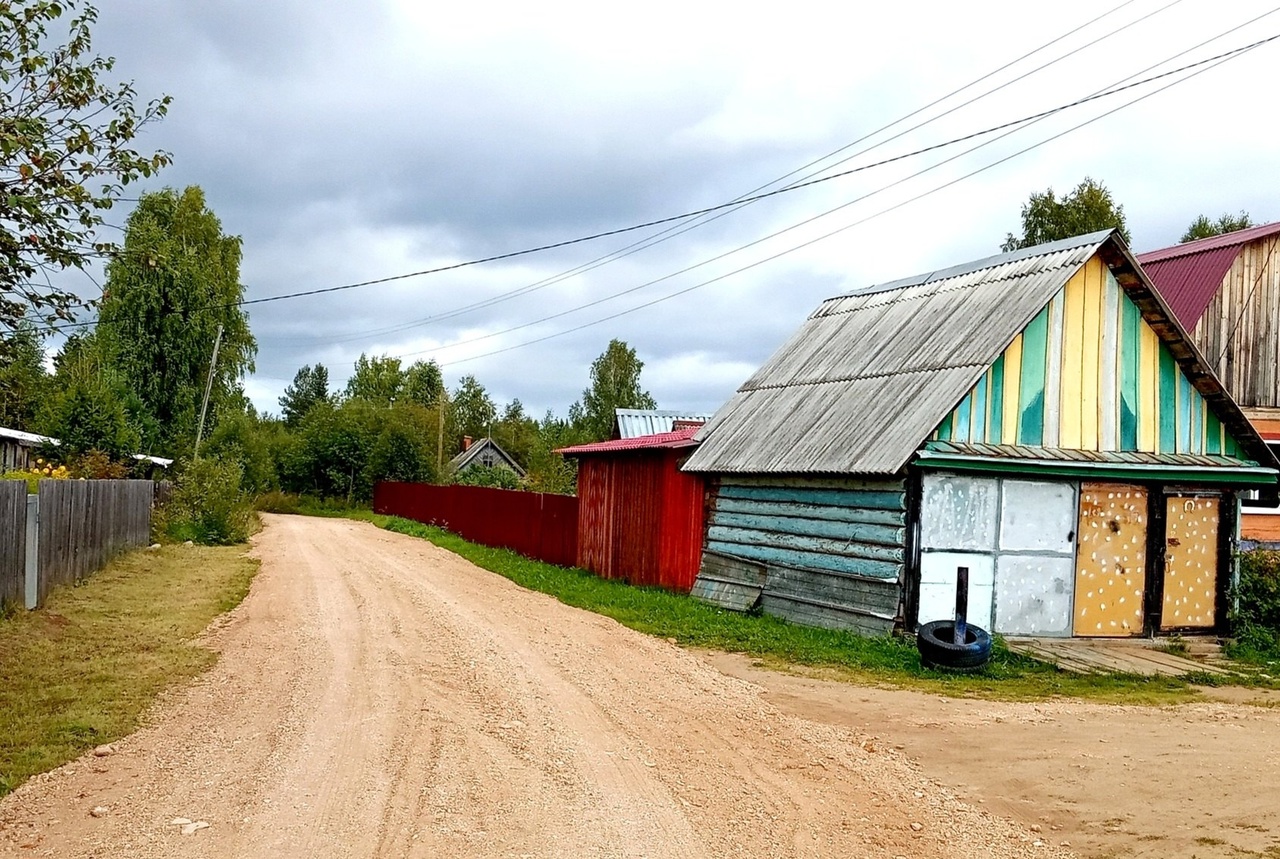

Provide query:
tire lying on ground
left=916, top=621, right=993, bottom=671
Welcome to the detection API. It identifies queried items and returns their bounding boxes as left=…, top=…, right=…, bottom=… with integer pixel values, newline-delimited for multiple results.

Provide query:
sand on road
left=1, top=514, right=1063, bottom=858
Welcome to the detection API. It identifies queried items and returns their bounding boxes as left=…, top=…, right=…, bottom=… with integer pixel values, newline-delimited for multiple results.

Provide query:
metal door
left=1073, top=483, right=1147, bottom=637
left=1161, top=495, right=1219, bottom=630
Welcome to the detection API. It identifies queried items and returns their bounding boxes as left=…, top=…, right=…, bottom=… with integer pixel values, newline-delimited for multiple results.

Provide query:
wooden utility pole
left=437, top=387, right=447, bottom=477
left=194, top=323, right=224, bottom=459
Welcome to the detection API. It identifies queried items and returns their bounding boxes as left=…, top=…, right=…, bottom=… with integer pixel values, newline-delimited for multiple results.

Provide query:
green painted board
left=1018, top=306, right=1049, bottom=446
left=989, top=355, right=1005, bottom=444
left=954, top=391, right=972, bottom=442
left=972, top=370, right=988, bottom=442
left=1158, top=345, right=1178, bottom=453
left=1206, top=411, right=1222, bottom=455
left=1119, top=296, right=1140, bottom=450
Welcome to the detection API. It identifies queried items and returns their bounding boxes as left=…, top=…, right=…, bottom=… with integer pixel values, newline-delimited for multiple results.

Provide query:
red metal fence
left=373, top=481, right=579, bottom=568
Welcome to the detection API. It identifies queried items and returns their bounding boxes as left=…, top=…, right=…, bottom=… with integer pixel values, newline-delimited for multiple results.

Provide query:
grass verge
left=351, top=512, right=1200, bottom=704
left=0, top=545, right=258, bottom=797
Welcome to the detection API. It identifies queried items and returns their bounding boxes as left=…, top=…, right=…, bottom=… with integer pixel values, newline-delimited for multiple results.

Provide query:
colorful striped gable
left=934, top=254, right=1246, bottom=459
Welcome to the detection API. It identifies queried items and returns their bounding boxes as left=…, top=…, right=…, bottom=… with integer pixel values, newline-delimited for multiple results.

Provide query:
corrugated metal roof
left=1137, top=220, right=1280, bottom=263
left=684, top=232, right=1110, bottom=474
left=1136, top=221, right=1280, bottom=328
left=559, top=426, right=700, bottom=456
left=924, top=440, right=1254, bottom=468
left=1139, top=249, right=1240, bottom=329
left=614, top=409, right=713, bottom=439
left=0, top=426, right=173, bottom=467
left=684, top=229, right=1280, bottom=478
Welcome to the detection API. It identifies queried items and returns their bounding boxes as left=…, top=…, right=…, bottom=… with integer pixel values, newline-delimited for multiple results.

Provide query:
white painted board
left=999, top=479, right=1076, bottom=553
left=994, top=555, right=1075, bottom=636
left=920, top=474, right=998, bottom=552
left=919, top=551, right=994, bottom=631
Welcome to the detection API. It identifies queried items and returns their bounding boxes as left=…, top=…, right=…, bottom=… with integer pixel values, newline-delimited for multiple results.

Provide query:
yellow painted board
left=1073, top=483, right=1148, bottom=637
left=1138, top=324, right=1158, bottom=451
left=1002, top=334, right=1023, bottom=445
left=1080, top=258, right=1102, bottom=450
left=1060, top=270, right=1085, bottom=449
left=1161, top=496, right=1219, bottom=629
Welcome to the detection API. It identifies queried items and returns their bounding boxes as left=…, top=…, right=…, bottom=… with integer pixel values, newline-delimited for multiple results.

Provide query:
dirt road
left=708, top=655, right=1280, bottom=859
left=0, top=515, right=1058, bottom=858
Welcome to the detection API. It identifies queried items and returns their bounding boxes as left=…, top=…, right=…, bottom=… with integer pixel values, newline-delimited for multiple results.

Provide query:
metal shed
left=559, top=427, right=706, bottom=592
left=684, top=231, right=1279, bottom=639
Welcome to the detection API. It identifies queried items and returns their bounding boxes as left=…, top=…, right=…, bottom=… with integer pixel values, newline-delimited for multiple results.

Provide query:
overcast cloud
left=84, top=0, right=1280, bottom=417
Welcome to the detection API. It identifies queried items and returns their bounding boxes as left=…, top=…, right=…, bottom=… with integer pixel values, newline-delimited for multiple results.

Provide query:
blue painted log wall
left=703, top=476, right=908, bottom=635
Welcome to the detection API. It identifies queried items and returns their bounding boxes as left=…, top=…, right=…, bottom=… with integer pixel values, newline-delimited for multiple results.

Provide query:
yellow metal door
left=1073, top=483, right=1148, bottom=637
left=1161, top=495, right=1220, bottom=630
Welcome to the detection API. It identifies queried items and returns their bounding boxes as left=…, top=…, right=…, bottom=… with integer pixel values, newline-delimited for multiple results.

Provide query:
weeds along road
left=0, top=515, right=1062, bottom=858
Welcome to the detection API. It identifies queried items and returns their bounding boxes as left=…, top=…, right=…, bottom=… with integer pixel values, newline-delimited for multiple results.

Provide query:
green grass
left=0, top=545, right=258, bottom=797
left=351, top=512, right=1200, bottom=704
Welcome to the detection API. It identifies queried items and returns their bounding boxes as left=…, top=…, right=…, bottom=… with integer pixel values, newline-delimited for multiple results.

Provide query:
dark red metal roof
left=1137, top=221, right=1280, bottom=328
left=557, top=426, right=701, bottom=456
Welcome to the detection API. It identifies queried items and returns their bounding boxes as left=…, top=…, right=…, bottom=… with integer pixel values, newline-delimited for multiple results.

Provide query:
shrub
left=1228, top=549, right=1280, bottom=661
left=253, top=490, right=302, bottom=514
left=158, top=457, right=254, bottom=545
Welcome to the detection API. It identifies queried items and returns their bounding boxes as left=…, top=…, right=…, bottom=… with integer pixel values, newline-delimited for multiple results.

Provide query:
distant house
left=613, top=409, right=714, bottom=440
left=447, top=436, right=526, bottom=479
left=1138, top=221, right=1280, bottom=540
left=1, top=426, right=173, bottom=474
left=684, top=230, right=1277, bottom=640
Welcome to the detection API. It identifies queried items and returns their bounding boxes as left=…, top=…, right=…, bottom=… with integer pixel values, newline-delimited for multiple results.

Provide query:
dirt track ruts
left=0, top=514, right=1066, bottom=858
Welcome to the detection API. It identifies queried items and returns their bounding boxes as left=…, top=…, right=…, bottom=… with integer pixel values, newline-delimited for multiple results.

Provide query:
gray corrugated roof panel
left=686, top=235, right=1111, bottom=475
left=614, top=409, right=713, bottom=439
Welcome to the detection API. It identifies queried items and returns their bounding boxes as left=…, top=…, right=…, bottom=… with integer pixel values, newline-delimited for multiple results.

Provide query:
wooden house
left=683, top=230, right=1278, bottom=639
left=1138, top=221, right=1280, bottom=540
left=558, top=426, right=705, bottom=592
left=447, top=436, right=526, bottom=480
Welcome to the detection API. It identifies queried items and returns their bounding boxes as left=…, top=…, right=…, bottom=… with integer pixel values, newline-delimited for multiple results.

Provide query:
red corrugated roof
left=1136, top=221, right=1280, bottom=329
left=557, top=425, right=701, bottom=456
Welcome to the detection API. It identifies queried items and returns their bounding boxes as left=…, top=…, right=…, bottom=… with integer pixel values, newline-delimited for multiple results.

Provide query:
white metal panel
left=999, top=480, right=1077, bottom=553
left=919, top=551, right=994, bottom=630
left=920, top=474, right=999, bottom=551
left=994, top=555, right=1075, bottom=636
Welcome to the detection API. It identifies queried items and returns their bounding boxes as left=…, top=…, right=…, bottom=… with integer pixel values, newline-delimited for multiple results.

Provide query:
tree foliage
left=451, top=374, right=495, bottom=445
left=344, top=353, right=403, bottom=405
left=1002, top=177, right=1131, bottom=252
left=575, top=339, right=656, bottom=441
left=403, top=359, right=443, bottom=407
left=96, top=185, right=255, bottom=453
left=1181, top=211, right=1253, bottom=243
left=0, top=323, right=48, bottom=429
left=278, top=363, right=330, bottom=427
left=0, top=1, right=171, bottom=342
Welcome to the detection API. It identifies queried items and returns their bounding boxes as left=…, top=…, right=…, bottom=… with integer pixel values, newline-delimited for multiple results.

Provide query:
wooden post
left=954, top=565, right=969, bottom=645
left=194, top=323, right=224, bottom=459
left=24, top=493, right=38, bottom=610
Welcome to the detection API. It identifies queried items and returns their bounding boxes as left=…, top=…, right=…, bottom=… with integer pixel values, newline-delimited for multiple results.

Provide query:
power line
left=285, top=0, right=1166, bottom=346
left=427, top=35, right=1273, bottom=369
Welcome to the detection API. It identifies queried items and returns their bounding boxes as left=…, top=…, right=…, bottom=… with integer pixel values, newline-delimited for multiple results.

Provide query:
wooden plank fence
left=0, top=480, right=25, bottom=607
left=0, top=479, right=154, bottom=610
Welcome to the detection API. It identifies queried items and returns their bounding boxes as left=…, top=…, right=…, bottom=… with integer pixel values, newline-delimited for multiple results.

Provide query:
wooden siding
left=1192, top=236, right=1280, bottom=408
left=1242, top=512, right=1280, bottom=542
left=700, top=476, right=907, bottom=636
left=937, top=254, right=1245, bottom=457
left=0, top=481, right=25, bottom=606
left=575, top=449, right=705, bottom=592
left=36, top=480, right=153, bottom=604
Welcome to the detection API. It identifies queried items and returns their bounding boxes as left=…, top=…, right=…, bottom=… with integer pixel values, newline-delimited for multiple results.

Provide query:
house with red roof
left=1138, top=221, right=1280, bottom=540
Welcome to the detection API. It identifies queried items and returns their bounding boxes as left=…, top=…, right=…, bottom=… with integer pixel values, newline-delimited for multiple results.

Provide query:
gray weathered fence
left=1, top=480, right=25, bottom=607
left=0, top=479, right=154, bottom=610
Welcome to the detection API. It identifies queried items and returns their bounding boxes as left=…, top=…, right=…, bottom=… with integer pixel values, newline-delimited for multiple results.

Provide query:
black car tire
left=916, top=620, right=993, bottom=671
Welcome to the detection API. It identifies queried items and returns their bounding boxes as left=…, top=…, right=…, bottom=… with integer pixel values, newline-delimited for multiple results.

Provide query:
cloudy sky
left=85, top=0, right=1280, bottom=418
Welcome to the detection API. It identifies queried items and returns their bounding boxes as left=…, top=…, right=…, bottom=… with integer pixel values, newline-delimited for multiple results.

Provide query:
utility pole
left=194, top=323, right=224, bottom=459
left=437, top=387, right=447, bottom=478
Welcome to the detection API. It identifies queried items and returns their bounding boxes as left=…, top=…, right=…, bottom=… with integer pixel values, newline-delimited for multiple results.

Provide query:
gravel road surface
left=0, top=515, right=1064, bottom=858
